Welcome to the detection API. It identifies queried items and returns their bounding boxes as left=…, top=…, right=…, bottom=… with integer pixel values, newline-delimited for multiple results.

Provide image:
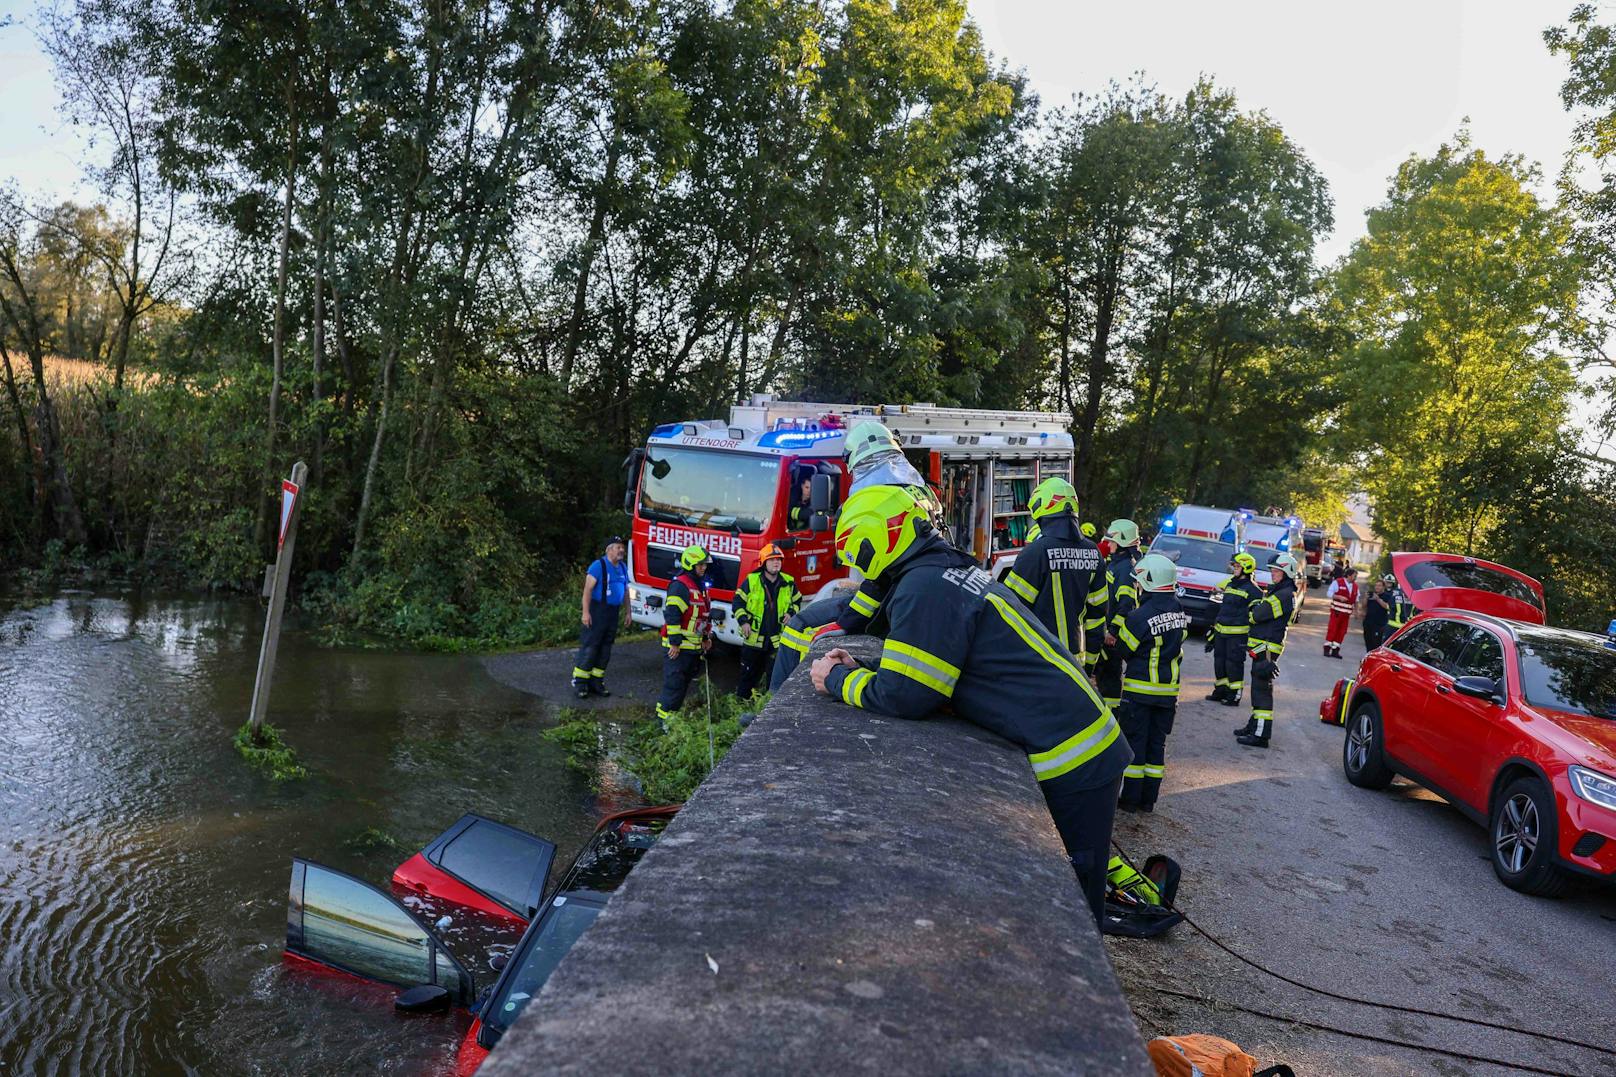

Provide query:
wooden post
left=248, top=460, right=307, bottom=736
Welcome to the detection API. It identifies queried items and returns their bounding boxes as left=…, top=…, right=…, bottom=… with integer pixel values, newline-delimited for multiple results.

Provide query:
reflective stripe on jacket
left=1328, top=578, right=1358, bottom=616
left=661, top=571, right=711, bottom=652
left=1248, top=578, right=1296, bottom=656
left=1214, top=575, right=1262, bottom=635
left=1117, top=591, right=1191, bottom=700
left=1104, top=549, right=1141, bottom=632
left=734, top=569, right=801, bottom=648
left=1005, top=515, right=1107, bottom=661
left=824, top=539, right=1131, bottom=787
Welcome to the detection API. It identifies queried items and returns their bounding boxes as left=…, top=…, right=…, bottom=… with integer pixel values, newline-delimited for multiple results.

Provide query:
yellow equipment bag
left=1146, top=1034, right=1294, bottom=1077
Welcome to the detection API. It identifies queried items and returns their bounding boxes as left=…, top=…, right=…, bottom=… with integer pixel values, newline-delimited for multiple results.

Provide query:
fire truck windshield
left=639, top=447, right=781, bottom=534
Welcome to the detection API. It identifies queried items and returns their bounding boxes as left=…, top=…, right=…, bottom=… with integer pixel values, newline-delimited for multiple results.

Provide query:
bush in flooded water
left=545, top=685, right=764, bottom=803
left=233, top=720, right=307, bottom=781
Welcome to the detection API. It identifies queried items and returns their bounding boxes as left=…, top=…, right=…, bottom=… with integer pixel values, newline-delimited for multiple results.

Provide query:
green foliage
left=343, top=827, right=407, bottom=855
left=544, top=686, right=761, bottom=803
left=233, top=720, right=307, bottom=781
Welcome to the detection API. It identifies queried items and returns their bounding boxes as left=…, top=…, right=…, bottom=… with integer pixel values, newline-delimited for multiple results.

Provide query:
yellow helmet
left=1028, top=477, right=1078, bottom=520
left=1080, top=521, right=1097, bottom=539
left=679, top=544, right=710, bottom=571
left=1231, top=552, right=1258, bottom=575
left=835, top=485, right=930, bottom=579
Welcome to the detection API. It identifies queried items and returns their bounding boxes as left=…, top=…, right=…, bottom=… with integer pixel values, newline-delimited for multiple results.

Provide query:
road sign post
left=247, top=460, right=307, bottom=737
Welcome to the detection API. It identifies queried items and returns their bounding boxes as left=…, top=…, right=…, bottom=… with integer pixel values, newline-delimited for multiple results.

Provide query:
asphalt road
left=487, top=599, right=1616, bottom=1075
left=1108, top=596, right=1616, bottom=1076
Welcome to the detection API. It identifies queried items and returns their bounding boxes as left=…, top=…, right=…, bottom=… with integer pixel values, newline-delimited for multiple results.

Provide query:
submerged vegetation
left=232, top=720, right=307, bottom=782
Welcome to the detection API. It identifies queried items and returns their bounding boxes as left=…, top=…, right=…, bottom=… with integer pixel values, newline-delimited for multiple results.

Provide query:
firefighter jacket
left=1248, top=577, right=1296, bottom=656
left=824, top=537, right=1131, bottom=790
left=1117, top=590, right=1191, bottom=703
left=1104, top=548, right=1142, bottom=635
left=1004, top=515, right=1107, bottom=663
left=734, top=569, right=801, bottom=649
left=1214, top=574, right=1263, bottom=635
left=661, top=571, right=712, bottom=653
left=1387, top=589, right=1415, bottom=630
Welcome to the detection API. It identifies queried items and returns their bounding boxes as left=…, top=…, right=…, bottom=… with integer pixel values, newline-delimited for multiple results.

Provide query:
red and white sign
left=646, top=523, right=742, bottom=558
left=278, top=479, right=300, bottom=549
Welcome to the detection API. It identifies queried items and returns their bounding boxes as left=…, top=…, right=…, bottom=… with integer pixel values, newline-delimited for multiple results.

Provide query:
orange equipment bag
left=1146, top=1034, right=1294, bottom=1077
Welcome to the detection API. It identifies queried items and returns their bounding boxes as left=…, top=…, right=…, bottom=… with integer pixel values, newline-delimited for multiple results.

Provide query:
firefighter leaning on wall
left=1205, top=552, right=1262, bottom=707
left=810, top=485, right=1131, bottom=924
left=1096, top=519, right=1143, bottom=708
left=1004, top=478, right=1108, bottom=670
left=1114, top=554, right=1191, bottom=813
left=1235, top=551, right=1301, bottom=749
left=657, top=544, right=714, bottom=725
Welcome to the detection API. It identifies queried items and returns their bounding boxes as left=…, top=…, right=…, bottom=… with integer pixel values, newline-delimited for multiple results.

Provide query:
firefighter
left=1005, top=478, right=1107, bottom=669
left=572, top=535, right=629, bottom=698
left=1115, top=553, right=1191, bottom=813
left=1205, top=551, right=1262, bottom=705
left=810, top=485, right=1131, bottom=924
left=1235, top=551, right=1301, bottom=748
left=769, top=421, right=940, bottom=692
left=657, top=544, right=713, bottom=725
left=1097, top=519, right=1143, bottom=708
left=733, top=543, right=801, bottom=699
left=1385, top=574, right=1415, bottom=634
left=1323, top=565, right=1358, bottom=658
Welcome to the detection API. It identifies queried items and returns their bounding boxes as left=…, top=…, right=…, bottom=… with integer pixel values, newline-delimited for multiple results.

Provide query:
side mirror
left=809, top=512, right=830, bottom=533
left=775, top=536, right=798, bottom=550
left=1453, top=675, right=1502, bottom=704
left=395, top=984, right=451, bottom=1014
left=621, top=448, right=645, bottom=516
left=810, top=473, right=837, bottom=514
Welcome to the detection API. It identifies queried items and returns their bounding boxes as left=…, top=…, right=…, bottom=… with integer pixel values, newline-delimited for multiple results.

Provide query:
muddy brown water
left=0, top=592, right=604, bottom=1076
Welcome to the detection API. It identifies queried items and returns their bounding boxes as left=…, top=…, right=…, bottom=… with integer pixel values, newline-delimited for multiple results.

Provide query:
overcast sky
left=1, top=0, right=1588, bottom=264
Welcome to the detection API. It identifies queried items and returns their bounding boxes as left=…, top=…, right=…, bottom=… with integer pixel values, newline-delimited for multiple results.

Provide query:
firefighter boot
left=1237, top=713, right=1272, bottom=748
left=1236, top=732, right=1271, bottom=748
left=1233, top=717, right=1256, bottom=737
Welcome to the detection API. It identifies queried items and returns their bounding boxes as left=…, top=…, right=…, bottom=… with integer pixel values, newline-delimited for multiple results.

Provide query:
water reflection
left=0, top=593, right=598, bottom=1075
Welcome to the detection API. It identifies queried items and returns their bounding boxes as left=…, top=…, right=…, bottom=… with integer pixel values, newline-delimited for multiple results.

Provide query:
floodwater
left=0, top=592, right=602, bottom=1076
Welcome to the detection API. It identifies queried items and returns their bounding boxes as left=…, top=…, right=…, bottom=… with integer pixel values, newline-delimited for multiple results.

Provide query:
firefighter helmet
left=844, top=420, right=902, bottom=472
left=1231, top=552, right=1258, bottom=575
left=1382, top=573, right=1395, bottom=585
left=1133, top=553, right=1178, bottom=592
left=1106, top=519, right=1140, bottom=548
left=1270, top=552, right=1302, bottom=580
left=679, top=544, right=710, bottom=571
left=1028, top=477, right=1078, bottom=520
left=835, top=485, right=931, bottom=580
left=757, top=542, right=785, bottom=567
left=1081, top=521, right=1097, bottom=539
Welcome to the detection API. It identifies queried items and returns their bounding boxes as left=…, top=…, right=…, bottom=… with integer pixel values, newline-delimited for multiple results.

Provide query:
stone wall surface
left=480, top=636, right=1151, bottom=1076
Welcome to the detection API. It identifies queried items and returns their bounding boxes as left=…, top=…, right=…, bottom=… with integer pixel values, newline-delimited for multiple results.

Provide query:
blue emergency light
left=1606, top=618, right=1616, bottom=649
left=649, top=422, right=683, bottom=439
left=758, top=426, right=843, bottom=449
left=1161, top=518, right=1176, bottom=532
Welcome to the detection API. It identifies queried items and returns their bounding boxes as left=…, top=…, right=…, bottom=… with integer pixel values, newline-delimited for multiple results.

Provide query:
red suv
left=1325, top=553, right=1616, bottom=895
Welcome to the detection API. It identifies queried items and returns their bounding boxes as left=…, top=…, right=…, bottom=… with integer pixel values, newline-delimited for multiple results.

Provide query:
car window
left=1390, top=619, right=1469, bottom=674
left=288, top=861, right=470, bottom=1003
left=1453, top=628, right=1505, bottom=684
left=1403, top=560, right=1541, bottom=610
left=1517, top=631, right=1616, bottom=720
left=478, top=896, right=604, bottom=1045
left=429, top=816, right=554, bottom=917
left=1387, top=621, right=1437, bottom=658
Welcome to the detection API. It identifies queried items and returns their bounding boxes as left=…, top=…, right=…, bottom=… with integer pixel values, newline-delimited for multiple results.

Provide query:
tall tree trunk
left=0, top=338, right=39, bottom=516
left=560, top=134, right=622, bottom=389
left=255, top=79, right=303, bottom=551
left=310, top=112, right=333, bottom=486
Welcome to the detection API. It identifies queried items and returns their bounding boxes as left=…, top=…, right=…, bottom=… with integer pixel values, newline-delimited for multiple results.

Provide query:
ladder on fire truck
left=729, top=395, right=1072, bottom=443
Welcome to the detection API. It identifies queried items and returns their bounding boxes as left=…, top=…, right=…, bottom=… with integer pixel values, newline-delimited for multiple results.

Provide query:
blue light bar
left=650, top=422, right=682, bottom=439
left=758, top=427, right=843, bottom=449
left=1161, top=518, right=1176, bottom=531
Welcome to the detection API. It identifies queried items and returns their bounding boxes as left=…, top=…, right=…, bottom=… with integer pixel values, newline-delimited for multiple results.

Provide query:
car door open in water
left=283, top=805, right=678, bottom=1074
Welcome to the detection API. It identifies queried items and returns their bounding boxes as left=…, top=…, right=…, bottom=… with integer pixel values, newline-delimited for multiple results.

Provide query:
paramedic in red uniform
left=1323, top=566, right=1358, bottom=659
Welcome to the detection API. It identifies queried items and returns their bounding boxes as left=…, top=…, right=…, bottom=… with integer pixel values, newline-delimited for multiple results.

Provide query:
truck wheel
left=1490, top=776, right=1574, bottom=897
left=1342, top=702, right=1393, bottom=790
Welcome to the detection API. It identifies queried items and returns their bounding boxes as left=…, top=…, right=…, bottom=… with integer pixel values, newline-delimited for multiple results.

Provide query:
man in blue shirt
left=573, top=536, right=629, bottom=698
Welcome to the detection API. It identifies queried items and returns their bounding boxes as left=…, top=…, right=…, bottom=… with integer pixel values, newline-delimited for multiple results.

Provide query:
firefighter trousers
left=1038, top=770, right=1124, bottom=926
left=572, top=599, right=620, bottom=686
left=657, top=650, right=703, bottom=721
left=1095, top=647, right=1124, bottom=709
left=736, top=642, right=776, bottom=699
left=1249, top=656, right=1277, bottom=739
left=1211, top=632, right=1246, bottom=697
left=1117, top=697, right=1175, bottom=809
left=767, top=592, right=853, bottom=693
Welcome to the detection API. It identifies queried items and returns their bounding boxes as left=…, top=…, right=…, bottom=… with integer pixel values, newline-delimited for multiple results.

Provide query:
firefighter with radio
left=1206, top=552, right=1262, bottom=706
left=1114, top=554, right=1191, bottom=813
left=657, top=544, right=714, bottom=725
left=770, top=421, right=941, bottom=692
left=733, top=543, right=801, bottom=699
left=1005, top=478, right=1108, bottom=668
left=1235, top=552, right=1301, bottom=749
left=809, top=485, right=1131, bottom=924
left=1097, top=519, right=1144, bottom=708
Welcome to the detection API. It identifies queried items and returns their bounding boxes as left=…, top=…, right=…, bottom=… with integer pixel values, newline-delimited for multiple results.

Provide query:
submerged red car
left=1323, top=553, right=1616, bottom=895
left=284, top=805, right=677, bottom=1073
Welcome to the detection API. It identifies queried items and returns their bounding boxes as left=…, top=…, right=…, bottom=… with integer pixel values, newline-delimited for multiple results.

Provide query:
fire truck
left=622, top=396, right=1076, bottom=646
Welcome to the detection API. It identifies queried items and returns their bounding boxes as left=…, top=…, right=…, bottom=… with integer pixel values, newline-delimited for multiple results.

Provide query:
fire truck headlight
left=628, top=587, right=640, bottom=604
